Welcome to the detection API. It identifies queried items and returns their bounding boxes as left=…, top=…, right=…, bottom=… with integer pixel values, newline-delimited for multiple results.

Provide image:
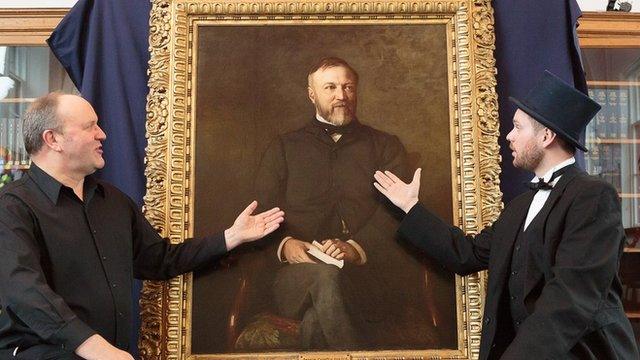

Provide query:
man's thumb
left=412, top=168, right=422, bottom=184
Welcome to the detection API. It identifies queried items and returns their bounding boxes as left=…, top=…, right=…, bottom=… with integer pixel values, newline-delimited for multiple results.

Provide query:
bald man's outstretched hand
left=224, top=201, right=285, bottom=251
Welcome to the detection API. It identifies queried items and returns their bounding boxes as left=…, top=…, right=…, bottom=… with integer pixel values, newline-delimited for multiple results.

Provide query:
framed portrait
left=141, top=0, right=501, bottom=359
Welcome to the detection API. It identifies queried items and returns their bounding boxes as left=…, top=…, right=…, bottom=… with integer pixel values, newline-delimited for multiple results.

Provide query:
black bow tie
left=527, top=166, right=570, bottom=191
left=323, top=124, right=348, bottom=137
left=325, top=126, right=343, bottom=136
left=312, top=119, right=359, bottom=136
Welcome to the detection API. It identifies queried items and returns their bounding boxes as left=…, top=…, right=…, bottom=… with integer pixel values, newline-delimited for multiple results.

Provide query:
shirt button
left=510, top=295, right=516, bottom=300
left=516, top=320, right=521, bottom=326
left=112, top=283, right=117, bottom=288
left=515, top=245, right=520, bottom=251
left=511, top=270, right=518, bottom=275
left=102, top=256, right=107, bottom=261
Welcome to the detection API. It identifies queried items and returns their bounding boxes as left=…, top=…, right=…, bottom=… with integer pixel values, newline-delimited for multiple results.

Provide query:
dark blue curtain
left=47, top=0, right=152, bottom=356
left=493, top=0, right=587, bottom=203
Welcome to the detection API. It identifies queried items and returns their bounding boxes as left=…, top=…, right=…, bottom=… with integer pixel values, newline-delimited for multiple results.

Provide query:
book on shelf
left=594, top=88, right=608, bottom=139
left=585, top=86, right=630, bottom=192
left=0, top=117, right=6, bottom=163
left=607, top=89, right=620, bottom=139
left=612, top=145, right=622, bottom=193
left=15, top=120, right=28, bottom=166
left=619, top=89, right=629, bottom=139
left=6, top=117, right=15, bottom=166
left=0, top=117, right=28, bottom=167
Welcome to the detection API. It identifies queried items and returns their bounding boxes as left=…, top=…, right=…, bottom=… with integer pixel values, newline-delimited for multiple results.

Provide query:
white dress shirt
left=523, top=157, right=575, bottom=230
left=316, top=114, right=343, bottom=142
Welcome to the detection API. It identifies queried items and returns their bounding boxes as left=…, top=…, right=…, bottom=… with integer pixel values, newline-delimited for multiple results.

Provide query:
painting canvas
left=191, top=23, right=456, bottom=354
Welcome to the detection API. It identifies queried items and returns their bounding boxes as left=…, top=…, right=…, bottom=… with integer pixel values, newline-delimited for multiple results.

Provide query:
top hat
left=509, top=70, right=601, bottom=152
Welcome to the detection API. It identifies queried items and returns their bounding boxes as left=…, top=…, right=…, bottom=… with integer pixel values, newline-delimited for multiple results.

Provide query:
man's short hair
left=22, top=92, right=63, bottom=155
left=531, top=119, right=576, bottom=155
left=307, top=57, right=359, bottom=86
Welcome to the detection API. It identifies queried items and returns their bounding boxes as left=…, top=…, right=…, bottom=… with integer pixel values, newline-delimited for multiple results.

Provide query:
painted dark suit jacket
left=398, top=165, right=639, bottom=359
left=251, top=118, right=455, bottom=348
left=254, top=119, right=416, bottom=309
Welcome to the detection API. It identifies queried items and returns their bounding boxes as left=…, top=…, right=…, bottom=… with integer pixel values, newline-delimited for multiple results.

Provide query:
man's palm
left=232, top=201, right=284, bottom=241
left=373, top=168, right=421, bottom=213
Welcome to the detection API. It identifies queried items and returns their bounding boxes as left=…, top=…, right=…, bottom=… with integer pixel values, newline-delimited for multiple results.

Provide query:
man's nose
left=97, top=126, right=107, bottom=140
left=335, top=87, right=346, bottom=99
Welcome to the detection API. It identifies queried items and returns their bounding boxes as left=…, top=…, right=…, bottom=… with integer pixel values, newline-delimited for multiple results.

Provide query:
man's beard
left=513, top=140, right=543, bottom=172
left=317, top=103, right=356, bottom=126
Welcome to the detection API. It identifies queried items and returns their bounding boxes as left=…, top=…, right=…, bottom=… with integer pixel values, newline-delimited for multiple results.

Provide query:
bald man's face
left=55, top=95, right=107, bottom=176
left=307, top=66, right=357, bottom=126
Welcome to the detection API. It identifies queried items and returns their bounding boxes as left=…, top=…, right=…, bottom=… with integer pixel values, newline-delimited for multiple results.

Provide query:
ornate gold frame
left=142, top=0, right=500, bottom=359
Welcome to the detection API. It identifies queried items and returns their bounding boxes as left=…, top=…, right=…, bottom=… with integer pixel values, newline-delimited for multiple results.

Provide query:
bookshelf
left=0, top=8, right=71, bottom=189
left=579, top=11, right=640, bottom=343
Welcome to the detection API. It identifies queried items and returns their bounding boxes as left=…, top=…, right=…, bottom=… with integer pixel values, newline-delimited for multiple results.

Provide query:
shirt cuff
left=276, top=236, right=293, bottom=262
left=50, top=316, right=96, bottom=352
left=346, top=239, right=367, bottom=265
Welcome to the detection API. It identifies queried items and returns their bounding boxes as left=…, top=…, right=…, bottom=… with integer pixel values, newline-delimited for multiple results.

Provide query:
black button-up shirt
left=0, top=164, right=226, bottom=352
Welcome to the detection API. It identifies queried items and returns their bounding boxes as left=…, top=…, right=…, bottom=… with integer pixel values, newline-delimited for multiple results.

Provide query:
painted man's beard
left=317, top=103, right=356, bottom=126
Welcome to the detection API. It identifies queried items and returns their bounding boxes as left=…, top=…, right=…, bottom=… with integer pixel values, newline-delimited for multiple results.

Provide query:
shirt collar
left=315, top=113, right=331, bottom=124
left=530, top=157, right=575, bottom=184
left=28, top=163, right=104, bottom=204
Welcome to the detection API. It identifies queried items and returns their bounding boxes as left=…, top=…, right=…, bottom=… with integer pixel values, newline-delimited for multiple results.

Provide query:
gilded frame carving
left=142, top=0, right=501, bottom=359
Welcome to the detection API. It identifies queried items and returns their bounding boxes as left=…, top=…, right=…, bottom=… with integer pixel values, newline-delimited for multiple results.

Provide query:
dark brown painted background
left=191, top=23, right=456, bottom=354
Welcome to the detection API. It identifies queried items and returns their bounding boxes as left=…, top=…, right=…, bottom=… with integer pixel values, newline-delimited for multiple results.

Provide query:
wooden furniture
left=578, top=10, right=640, bottom=344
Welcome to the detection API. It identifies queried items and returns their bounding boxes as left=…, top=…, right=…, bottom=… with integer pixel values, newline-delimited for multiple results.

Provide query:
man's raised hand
left=373, top=168, right=421, bottom=213
left=224, top=201, right=284, bottom=250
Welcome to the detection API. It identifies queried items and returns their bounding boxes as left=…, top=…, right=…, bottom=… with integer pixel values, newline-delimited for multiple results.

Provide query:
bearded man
left=374, top=71, right=639, bottom=359
left=253, top=57, right=443, bottom=350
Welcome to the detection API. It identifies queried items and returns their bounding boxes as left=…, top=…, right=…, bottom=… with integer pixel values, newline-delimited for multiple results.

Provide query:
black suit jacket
left=398, top=165, right=639, bottom=359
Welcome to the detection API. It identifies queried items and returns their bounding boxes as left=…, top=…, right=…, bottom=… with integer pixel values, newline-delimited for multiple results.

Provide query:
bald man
left=0, top=93, right=284, bottom=359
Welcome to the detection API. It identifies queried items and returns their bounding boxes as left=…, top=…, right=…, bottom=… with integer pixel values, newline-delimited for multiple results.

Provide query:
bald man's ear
left=42, top=129, right=63, bottom=152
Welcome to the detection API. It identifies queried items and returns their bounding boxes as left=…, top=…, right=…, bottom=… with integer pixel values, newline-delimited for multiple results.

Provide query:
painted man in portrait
left=250, top=57, right=442, bottom=350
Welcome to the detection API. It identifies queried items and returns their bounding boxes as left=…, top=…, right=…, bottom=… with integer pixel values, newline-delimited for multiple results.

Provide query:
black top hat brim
left=509, top=96, right=588, bottom=152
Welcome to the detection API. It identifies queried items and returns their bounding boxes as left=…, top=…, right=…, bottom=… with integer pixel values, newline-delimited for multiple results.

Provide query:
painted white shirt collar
left=316, top=114, right=331, bottom=124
